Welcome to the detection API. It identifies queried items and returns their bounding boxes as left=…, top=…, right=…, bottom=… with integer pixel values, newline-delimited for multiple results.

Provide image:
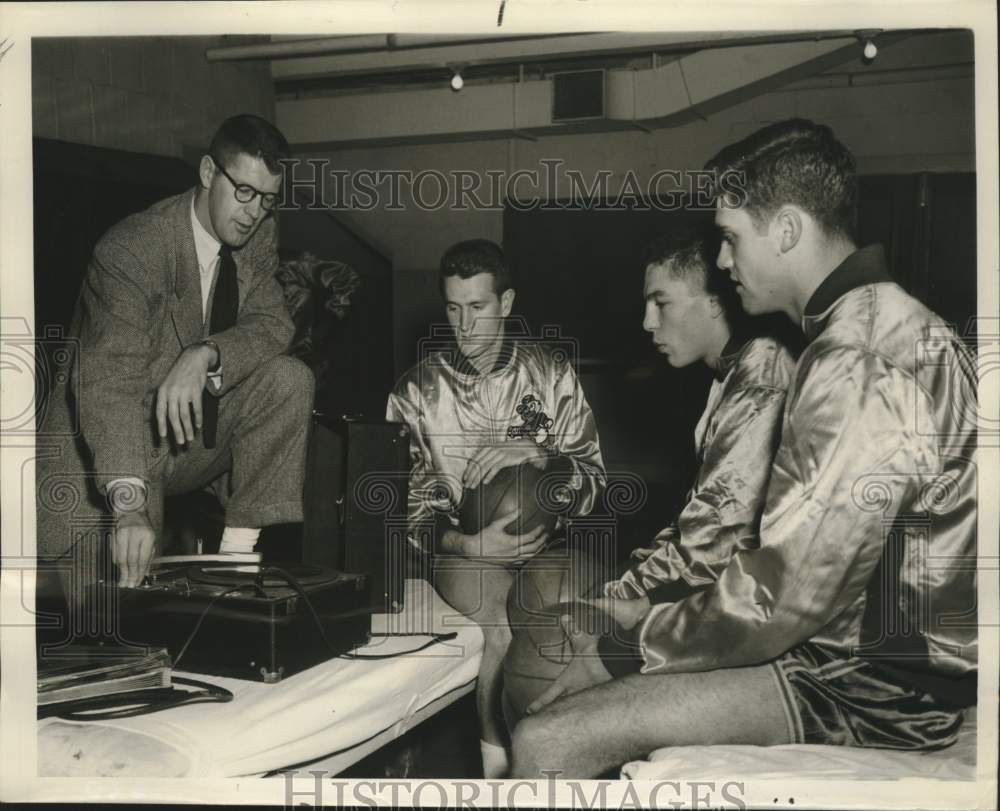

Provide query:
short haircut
left=642, top=216, right=745, bottom=329
left=439, top=239, right=512, bottom=297
left=706, top=118, right=858, bottom=240
left=208, top=114, right=291, bottom=175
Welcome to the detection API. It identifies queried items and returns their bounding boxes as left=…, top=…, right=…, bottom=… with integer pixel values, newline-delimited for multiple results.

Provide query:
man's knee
left=434, top=565, right=514, bottom=623
left=511, top=713, right=556, bottom=774
left=254, top=355, right=315, bottom=404
left=482, top=621, right=513, bottom=654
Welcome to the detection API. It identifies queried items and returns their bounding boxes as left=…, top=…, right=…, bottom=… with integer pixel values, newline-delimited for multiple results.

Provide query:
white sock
left=219, top=526, right=261, bottom=554
left=480, top=740, right=509, bottom=779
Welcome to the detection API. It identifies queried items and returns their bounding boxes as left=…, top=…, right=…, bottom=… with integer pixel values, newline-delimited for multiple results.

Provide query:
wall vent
left=551, top=69, right=606, bottom=121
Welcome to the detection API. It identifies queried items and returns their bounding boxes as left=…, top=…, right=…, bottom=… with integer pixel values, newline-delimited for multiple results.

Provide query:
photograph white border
left=2, top=1, right=997, bottom=807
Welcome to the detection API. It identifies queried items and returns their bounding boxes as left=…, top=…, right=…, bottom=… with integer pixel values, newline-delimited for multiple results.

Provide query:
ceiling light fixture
left=448, top=62, right=470, bottom=92
left=856, top=29, right=881, bottom=63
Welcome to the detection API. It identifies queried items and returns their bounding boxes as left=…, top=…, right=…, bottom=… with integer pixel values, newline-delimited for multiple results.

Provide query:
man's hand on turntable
left=113, top=510, right=156, bottom=587
left=109, top=482, right=156, bottom=587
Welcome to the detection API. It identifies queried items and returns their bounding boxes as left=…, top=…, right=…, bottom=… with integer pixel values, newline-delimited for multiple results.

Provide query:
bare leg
left=511, top=664, right=792, bottom=778
left=434, top=561, right=516, bottom=749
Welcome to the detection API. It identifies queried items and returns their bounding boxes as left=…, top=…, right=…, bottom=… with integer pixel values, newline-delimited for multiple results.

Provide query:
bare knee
left=481, top=622, right=513, bottom=657
left=511, top=714, right=559, bottom=778
left=511, top=716, right=541, bottom=772
left=434, top=566, right=514, bottom=630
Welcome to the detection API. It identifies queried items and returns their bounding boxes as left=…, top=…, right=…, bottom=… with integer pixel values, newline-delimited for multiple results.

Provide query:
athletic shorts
left=771, top=642, right=971, bottom=749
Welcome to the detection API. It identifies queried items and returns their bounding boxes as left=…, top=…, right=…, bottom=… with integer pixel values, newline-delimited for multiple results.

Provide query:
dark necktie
left=202, top=245, right=238, bottom=449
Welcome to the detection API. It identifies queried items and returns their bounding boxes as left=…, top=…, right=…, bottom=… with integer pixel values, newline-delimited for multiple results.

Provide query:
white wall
left=32, top=36, right=275, bottom=157
left=286, top=64, right=975, bottom=373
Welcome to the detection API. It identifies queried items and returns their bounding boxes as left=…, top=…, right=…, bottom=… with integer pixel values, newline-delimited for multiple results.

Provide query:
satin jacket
left=386, top=333, right=606, bottom=553
left=634, top=246, right=978, bottom=686
left=607, top=335, right=795, bottom=602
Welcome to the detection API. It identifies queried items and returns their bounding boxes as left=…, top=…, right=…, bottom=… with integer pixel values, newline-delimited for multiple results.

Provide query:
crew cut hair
left=208, top=114, right=291, bottom=175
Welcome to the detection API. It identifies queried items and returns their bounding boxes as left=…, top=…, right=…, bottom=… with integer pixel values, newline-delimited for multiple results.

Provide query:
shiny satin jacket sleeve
left=637, top=345, right=944, bottom=673
left=609, top=380, right=788, bottom=600
left=386, top=383, right=451, bottom=548
left=545, top=350, right=606, bottom=516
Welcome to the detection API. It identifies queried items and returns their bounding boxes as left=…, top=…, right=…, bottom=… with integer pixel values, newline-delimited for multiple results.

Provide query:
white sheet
left=38, top=579, right=483, bottom=777
left=622, top=707, right=978, bottom=782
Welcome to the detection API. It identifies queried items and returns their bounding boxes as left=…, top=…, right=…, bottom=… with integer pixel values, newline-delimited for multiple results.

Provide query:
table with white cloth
left=37, top=578, right=483, bottom=778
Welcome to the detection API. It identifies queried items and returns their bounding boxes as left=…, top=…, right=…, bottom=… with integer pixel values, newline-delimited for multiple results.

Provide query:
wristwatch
left=200, top=339, right=221, bottom=372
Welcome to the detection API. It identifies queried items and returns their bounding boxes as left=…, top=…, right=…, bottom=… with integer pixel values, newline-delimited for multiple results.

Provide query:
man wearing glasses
left=37, top=114, right=313, bottom=602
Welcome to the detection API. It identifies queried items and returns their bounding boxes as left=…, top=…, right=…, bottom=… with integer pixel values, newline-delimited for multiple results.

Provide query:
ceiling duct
left=551, top=69, right=606, bottom=122
left=277, top=32, right=916, bottom=150
left=206, top=33, right=566, bottom=62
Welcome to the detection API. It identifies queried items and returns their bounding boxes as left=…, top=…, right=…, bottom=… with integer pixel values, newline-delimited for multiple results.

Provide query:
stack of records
left=38, top=643, right=171, bottom=707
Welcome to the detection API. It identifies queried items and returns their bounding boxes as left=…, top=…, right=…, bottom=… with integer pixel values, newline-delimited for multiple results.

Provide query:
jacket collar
left=170, top=188, right=205, bottom=347
left=714, top=333, right=746, bottom=381
left=801, top=244, right=892, bottom=338
left=450, top=326, right=515, bottom=377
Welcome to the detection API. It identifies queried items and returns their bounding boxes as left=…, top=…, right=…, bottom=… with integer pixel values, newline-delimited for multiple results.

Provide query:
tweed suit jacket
left=37, top=188, right=293, bottom=556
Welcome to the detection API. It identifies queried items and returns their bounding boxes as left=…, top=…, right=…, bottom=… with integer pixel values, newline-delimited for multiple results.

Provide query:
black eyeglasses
left=210, top=156, right=280, bottom=211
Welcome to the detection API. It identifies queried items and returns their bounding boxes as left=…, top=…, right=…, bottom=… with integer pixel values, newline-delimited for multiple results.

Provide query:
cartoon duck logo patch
left=507, top=394, right=554, bottom=446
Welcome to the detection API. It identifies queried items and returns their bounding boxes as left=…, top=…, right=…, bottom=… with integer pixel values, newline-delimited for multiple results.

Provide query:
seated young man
left=606, top=225, right=797, bottom=607
left=385, top=239, right=606, bottom=777
left=510, top=119, right=978, bottom=779
left=502, top=222, right=797, bottom=716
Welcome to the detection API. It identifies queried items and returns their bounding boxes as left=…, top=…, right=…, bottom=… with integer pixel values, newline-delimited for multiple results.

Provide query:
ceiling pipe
left=205, top=33, right=558, bottom=62
left=206, top=35, right=390, bottom=61
left=207, top=30, right=915, bottom=65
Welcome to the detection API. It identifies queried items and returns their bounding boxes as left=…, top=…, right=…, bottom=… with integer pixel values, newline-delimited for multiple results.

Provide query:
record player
left=100, top=558, right=372, bottom=683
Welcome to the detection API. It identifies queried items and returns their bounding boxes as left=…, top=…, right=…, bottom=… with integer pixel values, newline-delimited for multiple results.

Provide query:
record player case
left=104, top=563, right=371, bottom=683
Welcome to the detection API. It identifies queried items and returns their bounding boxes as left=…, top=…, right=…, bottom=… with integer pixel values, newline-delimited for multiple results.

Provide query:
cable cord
left=40, top=567, right=462, bottom=721
left=39, top=676, right=233, bottom=721
left=44, top=563, right=457, bottom=722
left=39, top=576, right=260, bottom=721
left=339, top=633, right=458, bottom=660
left=172, top=582, right=267, bottom=669
left=259, top=566, right=457, bottom=659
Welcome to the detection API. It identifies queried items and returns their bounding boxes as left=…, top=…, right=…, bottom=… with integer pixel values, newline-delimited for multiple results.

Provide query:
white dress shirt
left=191, top=197, right=221, bottom=322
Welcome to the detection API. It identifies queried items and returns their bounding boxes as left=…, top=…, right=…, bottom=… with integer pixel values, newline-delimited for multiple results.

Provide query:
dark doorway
left=502, top=174, right=978, bottom=560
